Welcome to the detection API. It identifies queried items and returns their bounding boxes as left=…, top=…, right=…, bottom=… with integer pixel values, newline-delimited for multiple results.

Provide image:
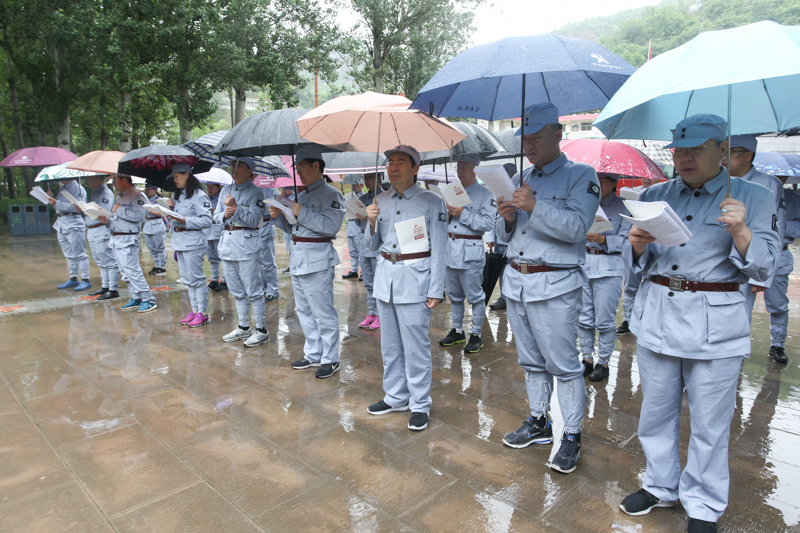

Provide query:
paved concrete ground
left=1, top=229, right=799, bottom=533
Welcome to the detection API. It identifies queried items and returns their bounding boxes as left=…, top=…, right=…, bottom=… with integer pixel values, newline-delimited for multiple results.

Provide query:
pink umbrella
left=559, top=139, right=666, bottom=180
left=0, top=146, right=77, bottom=167
left=279, top=155, right=343, bottom=184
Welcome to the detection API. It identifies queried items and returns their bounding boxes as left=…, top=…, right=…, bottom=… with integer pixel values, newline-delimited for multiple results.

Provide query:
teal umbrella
left=35, top=162, right=106, bottom=182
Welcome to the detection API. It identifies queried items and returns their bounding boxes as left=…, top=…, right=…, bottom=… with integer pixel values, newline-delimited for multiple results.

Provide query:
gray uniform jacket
left=53, top=180, right=86, bottom=232
left=583, top=192, right=631, bottom=279
left=358, top=189, right=380, bottom=259
left=365, top=183, right=447, bottom=304
left=446, top=182, right=496, bottom=269
left=626, top=170, right=780, bottom=359
left=273, top=179, right=345, bottom=275
left=739, top=166, right=785, bottom=287
left=86, top=184, right=115, bottom=235
left=345, top=191, right=362, bottom=237
left=110, top=187, right=148, bottom=242
left=203, top=192, right=224, bottom=240
left=496, top=154, right=601, bottom=301
left=213, top=180, right=265, bottom=260
left=143, top=195, right=167, bottom=235
left=260, top=187, right=277, bottom=236
left=171, top=190, right=212, bottom=251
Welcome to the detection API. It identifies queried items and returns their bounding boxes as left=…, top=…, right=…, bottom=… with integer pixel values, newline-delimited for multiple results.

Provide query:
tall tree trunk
left=178, top=87, right=192, bottom=143
left=99, top=93, right=108, bottom=150
left=235, top=87, right=246, bottom=125
left=372, top=35, right=385, bottom=93
left=0, top=114, right=16, bottom=198
left=4, top=51, right=31, bottom=190
left=54, top=44, right=70, bottom=151
left=118, top=92, right=132, bottom=152
left=229, top=88, right=235, bottom=127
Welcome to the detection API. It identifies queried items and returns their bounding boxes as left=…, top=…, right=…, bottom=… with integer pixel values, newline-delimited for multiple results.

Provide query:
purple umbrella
left=0, top=146, right=77, bottom=167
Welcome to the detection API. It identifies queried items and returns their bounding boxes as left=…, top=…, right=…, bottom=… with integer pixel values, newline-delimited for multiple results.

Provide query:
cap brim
left=664, top=137, right=714, bottom=149
left=514, top=123, right=548, bottom=136
left=383, top=149, right=419, bottom=166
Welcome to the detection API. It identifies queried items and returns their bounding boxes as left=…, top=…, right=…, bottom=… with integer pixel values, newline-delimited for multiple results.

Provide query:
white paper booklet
left=619, top=187, right=640, bottom=201
left=60, top=189, right=82, bottom=205
left=81, top=202, right=113, bottom=220
left=425, top=184, right=445, bottom=199
left=29, top=186, right=52, bottom=204
left=475, top=165, right=516, bottom=202
left=145, top=203, right=185, bottom=222
left=268, top=199, right=296, bottom=225
left=441, top=181, right=472, bottom=207
left=621, top=200, right=693, bottom=247
left=345, top=197, right=367, bottom=220
left=589, top=206, right=614, bottom=234
left=155, top=197, right=171, bottom=208
left=394, top=215, right=429, bottom=265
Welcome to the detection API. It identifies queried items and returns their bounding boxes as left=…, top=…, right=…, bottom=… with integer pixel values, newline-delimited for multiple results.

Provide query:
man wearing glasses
left=619, top=115, right=780, bottom=533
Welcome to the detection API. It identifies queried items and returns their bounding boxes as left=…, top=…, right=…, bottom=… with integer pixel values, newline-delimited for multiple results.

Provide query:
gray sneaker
left=502, top=415, right=553, bottom=448
left=222, top=327, right=251, bottom=343
left=244, top=330, right=270, bottom=347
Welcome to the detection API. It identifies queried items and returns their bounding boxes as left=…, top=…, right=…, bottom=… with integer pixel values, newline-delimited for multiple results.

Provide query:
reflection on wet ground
left=1, top=230, right=799, bottom=532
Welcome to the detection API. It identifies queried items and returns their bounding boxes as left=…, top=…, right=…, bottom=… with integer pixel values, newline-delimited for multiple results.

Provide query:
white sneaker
left=222, top=327, right=251, bottom=343
left=244, top=330, right=270, bottom=347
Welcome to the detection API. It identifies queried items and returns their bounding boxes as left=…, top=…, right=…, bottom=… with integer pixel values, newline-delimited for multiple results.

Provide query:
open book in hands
left=145, top=203, right=185, bottom=222
left=621, top=200, right=693, bottom=247
left=589, top=206, right=613, bottom=234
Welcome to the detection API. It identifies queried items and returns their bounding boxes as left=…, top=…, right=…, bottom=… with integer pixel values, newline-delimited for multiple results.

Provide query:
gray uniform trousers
left=347, top=234, right=361, bottom=271
left=578, top=275, right=623, bottom=365
left=622, top=267, right=642, bottom=322
left=764, top=249, right=793, bottom=348
left=378, top=296, right=433, bottom=413
left=361, top=256, right=378, bottom=316
left=637, top=345, right=742, bottom=522
left=57, top=228, right=90, bottom=279
left=505, top=286, right=587, bottom=435
left=292, top=269, right=340, bottom=364
left=446, top=267, right=486, bottom=335
left=260, top=225, right=279, bottom=297
left=111, top=236, right=155, bottom=303
left=87, top=226, right=119, bottom=290
left=207, top=239, right=222, bottom=281
left=224, top=257, right=266, bottom=329
left=177, top=248, right=208, bottom=313
left=144, top=232, right=166, bottom=269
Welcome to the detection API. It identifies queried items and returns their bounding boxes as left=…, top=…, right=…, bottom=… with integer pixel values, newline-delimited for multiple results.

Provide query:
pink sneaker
left=369, top=316, right=381, bottom=330
left=180, top=312, right=197, bottom=325
left=359, top=315, right=376, bottom=328
left=188, top=313, right=209, bottom=328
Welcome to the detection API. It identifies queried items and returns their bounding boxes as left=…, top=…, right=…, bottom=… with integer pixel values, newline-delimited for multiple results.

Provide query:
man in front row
left=619, top=115, right=779, bottom=533
left=365, top=145, right=447, bottom=431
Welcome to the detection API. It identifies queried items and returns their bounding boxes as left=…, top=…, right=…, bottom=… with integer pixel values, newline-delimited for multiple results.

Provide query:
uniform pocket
left=243, top=234, right=259, bottom=254
left=633, top=281, right=650, bottom=321
left=697, top=214, right=732, bottom=251
left=464, top=241, right=484, bottom=262
left=704, top=291, right=748, bottom=344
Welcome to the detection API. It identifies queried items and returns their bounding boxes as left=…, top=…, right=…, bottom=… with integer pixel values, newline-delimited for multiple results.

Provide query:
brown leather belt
left=173, top=227, right=199, bottom=232
left=509, top=261, right=569, bottom=274
left=146, top=216, right=162, bottom=220
left=448, top=232, right=483, bottom=240
left=262, top=217, right=271, bottom=222
left=86, top=224, right=104, bottom=229
left=292, top=235, right=333, bottom=243
left=224, top=225, right=255, bottom=231
left=783, top=244, right=789, bottom=251
left=586, top=247, right=621, bottom=256
left=111, top=231, right=138, bottom=236
left=650, top=275, right=740, bottom=293
left=381, top=251, right=431, bottom=264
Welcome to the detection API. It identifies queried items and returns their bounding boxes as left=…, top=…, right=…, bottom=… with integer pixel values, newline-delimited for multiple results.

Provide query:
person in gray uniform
left=356, top=172, right=382, bottom=330
left=496, top=103, right=600, bottom=474
left=578, top=174, right=631, bottom=382
left=258, top=184, right=280, bottom=302
left=438, top=153, right=496, bottom=353
left=204, top=182, right=226, bottom=291
left=618, top=115, right=779, bottom=533
left=81, top=175, right=120, bottom=300
left=49, top=179, right=91, bottom=291
left=763, top=177, right=799, bottom=364
left=98, top=174, right=157, bottom=313
left=271, top=145, right=346, bottom=379
left=364, top=144, right=447, bottom=431
left=214, top=157, right=270, bottom=347
left=143, top=184, right=167, bottom=276
left=343, top=181, right=364, bottom=280
left=486, top=162, right=517, bottom=311
left=162, top=163, right=212, bottom=327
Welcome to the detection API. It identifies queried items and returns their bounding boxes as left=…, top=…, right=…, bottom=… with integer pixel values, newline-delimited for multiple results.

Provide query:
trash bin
left=8, top=205, right=25, bottom=236
left=34, top=204, right=51, bottom=234
left=7, top=204, right=51, bottom=235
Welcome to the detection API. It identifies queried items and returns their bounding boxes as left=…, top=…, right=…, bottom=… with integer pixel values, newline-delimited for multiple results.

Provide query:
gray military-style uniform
left=54, top=180, right=90, bottom=280
left=358, top=188, right=380, bottom=317
left=274, top=179, right=345, bottom=365
left=143, top=194, right=167, bottom=270
left=109, top=187, right=155, bottom=304
left=578, top=192, right=631, bottom=366
left=172, top=189, right=212, bottom=314
left=495, top=154, right=600, bottom=435
left=621, top=184, right=648, bottom=322
left=204, top=191, right=224, bottom=281
left=764, top=186, right=800, bottom=348
left=86, top=182, right=119, bottom=291
left=365, top=183, right=447, bottom=413
left=214, top=180, right=266, bottom=329
left=346, top=195, right=362, bottom=273
left=627, top=170, right=779, bottom=522
left=445, top=182, right=496, bottom=335
left=259, top=187, right=279, bottom=298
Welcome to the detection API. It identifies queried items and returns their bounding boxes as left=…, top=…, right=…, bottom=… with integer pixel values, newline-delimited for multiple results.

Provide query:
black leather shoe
left=96, top=290, right=119, bottom=301
left=616, top=320, right=632, bottom=335
left=582, top=359, right=594, bottom=376
left=489, top=297, right=506, bottom=310
left=687, top=518, right=717, bottom=533
left=588, top=364, right=609, bottom=382
left=207, top=280, right=219, bottom=290
left=214, top=281, right=228, bottom=292
left=769, top=345, right=788, bottom=364
left=89, top=287, right=109, bottom=296
left=342, top=271, right=359, bottom=279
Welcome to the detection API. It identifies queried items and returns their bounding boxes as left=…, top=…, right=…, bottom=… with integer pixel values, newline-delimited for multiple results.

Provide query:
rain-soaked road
left=0, top=229, right=798, bottom=532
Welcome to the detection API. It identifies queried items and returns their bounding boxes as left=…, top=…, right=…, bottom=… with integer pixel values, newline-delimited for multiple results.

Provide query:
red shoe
left=359, top=315, right=376, bottom=328
left=180, top=312, right=197, bottom=325
left=188, top=313, right=209, bottom=328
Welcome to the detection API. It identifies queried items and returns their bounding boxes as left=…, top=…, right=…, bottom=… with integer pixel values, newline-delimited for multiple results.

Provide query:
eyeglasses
left=295, top=161, right=310, bottom=171
left=672, top=143, right=713, bottom=158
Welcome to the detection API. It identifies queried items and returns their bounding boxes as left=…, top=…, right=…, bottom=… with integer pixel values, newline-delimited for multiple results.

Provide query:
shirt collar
left=677, top=167, right=728, bottom=195
left=541, top=153, right=568, bottom=174
left=464, top=181, right=480, bottom=192
left=307, top=179, right=325, bottom=192
left=393, top=182, right=420, bottom=199
left=234, top=180, right=252, bottom=192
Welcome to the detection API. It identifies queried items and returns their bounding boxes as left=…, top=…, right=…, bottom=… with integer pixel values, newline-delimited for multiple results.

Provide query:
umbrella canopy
left=270, top=177, right=297, bottom=189
left=323, top=152, right=386, bottom=174
left=613, top=140, right=674, bottom=167
left=753, top=152, right=800, bottom=178
left=279, top=156, right=343, bottom=182
left=184, top=130, right=290, bottom=179
left=35, top=162, right=106, bottom=183
left=118, top=145, right=212, bottom=191
left=409, top=34, right=636, bottom=121
left=486, top=128, right=523, bottom=159
left=420, top=122, right=511, bottom=165
left=296, top=91, right=467, bottom=153
left=67, top=150, right=126, bottom=174
left=559, top=139, right=666, bottom=180
left=342, top=174, right=364, bottom=185
left=594, top=21, right=800, bottom=141
left=194, top=166, right=233, bottom=185
left=184, top=130, right=228, bottom=160
left=1, top=146, right=77, bottom=167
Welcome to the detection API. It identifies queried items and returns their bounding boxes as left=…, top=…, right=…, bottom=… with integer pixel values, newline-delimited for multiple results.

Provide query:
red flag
left=648, top=39, right=652, bottom=61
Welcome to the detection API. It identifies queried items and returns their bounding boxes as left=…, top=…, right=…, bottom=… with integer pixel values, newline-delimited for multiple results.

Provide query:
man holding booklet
left=619, top=114, right=780, bottom=533
left=82, top=175, right=120, bottom=300
left=48, top=179, right=92, bottom=291
left=438, top=153, right=496, bottom=354
left=364, top=144, right=446, bottom=431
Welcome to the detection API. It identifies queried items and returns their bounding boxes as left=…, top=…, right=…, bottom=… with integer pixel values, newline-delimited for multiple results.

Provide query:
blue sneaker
left=137, top=301, right=158, bottom=313
left=121, top=298, right=141, bottom=311
left=57, top=278, right=79, bottom=289
left=74, top=280, right=92, bottom=291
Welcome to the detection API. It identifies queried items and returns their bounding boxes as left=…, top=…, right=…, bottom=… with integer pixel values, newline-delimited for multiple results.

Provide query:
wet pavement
left=1, top=229, right=799, bottom=533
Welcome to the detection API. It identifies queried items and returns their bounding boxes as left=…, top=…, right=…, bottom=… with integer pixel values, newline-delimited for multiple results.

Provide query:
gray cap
left=665, top=114, right=728, bottom=149
left=455, top=153, right=480, bottom=166
left=515, top=103, right=560, bottom=136
left=233, top=157, right=256, bottom=170
left=168, top=162, right=192, bottom=178
left=731, top=134, right=757, bottom=153
left=295, top=145, right=323, bottom=164
left=384, top=144, right=421, bottom=166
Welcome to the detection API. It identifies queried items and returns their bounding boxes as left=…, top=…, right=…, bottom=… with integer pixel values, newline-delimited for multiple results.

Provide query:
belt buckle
left=520, top=263, right=529, bottom=274
left=668, top=276, right=685, bottom=292
left=389, top=252, right=400, bottom=264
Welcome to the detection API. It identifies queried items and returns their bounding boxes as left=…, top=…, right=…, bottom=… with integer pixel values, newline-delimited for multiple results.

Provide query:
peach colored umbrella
left=67, top=150, right=126, bottom=175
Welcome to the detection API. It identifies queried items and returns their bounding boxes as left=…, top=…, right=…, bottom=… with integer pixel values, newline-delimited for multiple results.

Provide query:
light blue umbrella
left=753, top=152, right=800, bottom=180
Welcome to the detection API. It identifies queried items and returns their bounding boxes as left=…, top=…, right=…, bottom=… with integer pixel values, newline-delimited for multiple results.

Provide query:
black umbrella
left=118, top=145, right=212, bottom=192
left=323, top=152, right=385, bottom=174
left=482, top=250, right=508, bottom=305
left=485, top=128, right=523, bottom=160
left=419, top=123, right=511, bottom=166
